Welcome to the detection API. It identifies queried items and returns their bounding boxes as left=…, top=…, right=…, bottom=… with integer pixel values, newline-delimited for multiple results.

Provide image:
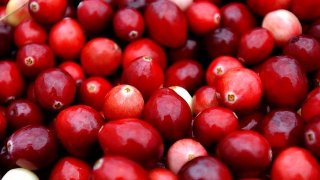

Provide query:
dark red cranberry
left=149, top=168, right=178, bottom=180
left=179, top=156, right=233, bottom=180
left=301, top=87, right=320, bottom=122
left=192, top=86, right=219, bottom=116
left=169, top=39, right=199, bottom=63
left=116, top=0, right=148, bottom=9
left=217, top=130, right=272, bottom=178
left=0, top=18, right=14, bottom=57
left=58, top=61, right=85, bottom=85
left=304, top=116, right=320, bottom=157
left=34, top=68, right=76, bottom=111
left=63, top=3, right=76, bottom=18
left=143, top=88, right=192, bottom=142
left=28, top=0, right=67, bottom=24
left=239, top=111, right=263, bottom=131
left=26, top=82, right=37, bottom=103
left=0, top=111, right=6, bottom=140
left=7, top=125, right=58, bottom=170
left=0, top=143, right=16, bottom=171
left=290, top=0, right=320, bottom=21
left=308, top=19, right=320, bottom=42
left=246, top=0, right=292, bottom=16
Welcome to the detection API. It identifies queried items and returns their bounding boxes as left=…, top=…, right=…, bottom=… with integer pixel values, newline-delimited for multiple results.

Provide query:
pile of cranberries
left=1, top=0, right=320, bottom=179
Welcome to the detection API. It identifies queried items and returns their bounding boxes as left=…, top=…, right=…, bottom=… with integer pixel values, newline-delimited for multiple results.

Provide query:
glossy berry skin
left=271, top=147, right=320, bottom=179
left=55, top=105, right=104, bottom=157
left=7, top=125, right=58, bottom=170
left=165, top=59, right=204, bottom=93
left=122, top=56, right=164, bottom=99
left=58, top=61, right=85, bottom=85
left=217, top=130, right=272, bottom=178
left=98, top=118, right=164, bottom=168
left=0, top=61, right=25, bottom=104
left=16, top=43, right=55, bottom=78
left=193, top=107, right=238, bottom=147
left=113, top=8, right=144, bottom=41
left=237, top=28, right=274, bottom=64
left=304, top=116, right=320, bottom=157
left=34, top=68, right=76, bottom=111
left=178, top=156, right=233, bottom=180
left=92, top=156, right=149, bottom=180
left=283, top=35, right=320, bottom=72
left=81, top=38, right=122, bottom=76
left=28, top=0, right=67, bottom=24
left=216, top=68, right=262, bottom=112
left=49, top=157, right=91, bottom=180
left=186, top=1, right=220, bottom=35
left=258, top=56, right=308, bottom=109
left=301, top=87, right=320, bottom=122
left=144, top=0, right=187, bottom=48
left=149, top=168, right=178, bottom=180
left=143, top=88, right=192, bottom=142
left=49, top=18, right=86, bottom=60
left=6, top=99, right=43, bottom=131
left=192, top=86, right=219, bottom=115
left=13, top=19, right=47, bottom=47
left=77, top=0, right=113, bottom=34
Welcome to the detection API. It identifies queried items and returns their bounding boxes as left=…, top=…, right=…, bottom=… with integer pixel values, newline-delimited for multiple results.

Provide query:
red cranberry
left=0, top=20, right=14, bottom=58
left=80, top=38, right=122, bottom=76
left=308, top=20, right=320, bottom=42
left=28, top=0, right=67, bottom=24
left=246, top=0, right=292, bottom=16
left=58, top=61, right=85, bottom=85
left=304, top=116, right=320, bottom=157
left=144, top=0, right=187, bottom=48
left=64, top=3, right=76, bottom=18
left=92, top=156, right=149, bottom=180
left=301, top=87, right=320, bottom=122
left=34, top=68, right=76, bottom=111
left=178, top=156, right=233, bottom=180
left=116, top=0, right=148, bottom=9
left=7, top=125, right=58, bottom=170
left=239, top=111, right=263, bottom=131
left=26, top=82, right=37, bottom=103
left=49, top=157, right=91, bottom=180
left=169, top=39, right=199, bottom=63
left=0, top=111, right=7, bottom=140
left=143, top=88, right=192, bottom=141
left=290, top=0, right=320, bottom=21
left=271, top=147, right=320, bottom=179
left=217, top=130, right=272, bottom=178
left=192, top=86, right=219, bottom=115
left=98, top=118, right=164, bottom=167
left=149, top=168, right=178, bottom=180
left=49, top=18, right=85, bottom=60
left=0, top=61, right=25, bottom=104
left=258, top=56, right=308, bottom=109
left=6, top=99, right=43, bottom=131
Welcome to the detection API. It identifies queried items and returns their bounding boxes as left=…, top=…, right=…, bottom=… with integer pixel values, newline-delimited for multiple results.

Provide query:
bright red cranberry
left=55, top=105, right=104, bottom=157
left=206, top=56, right=243, bottom=87
left=149, top=168, right=178, bottom=180
left=246, top=0, right=292, bottom=16
left=6, top=99, right=43, bottom=131
left=0, top=20, right=14, bottom=58
left=16, top=43, right=55, bottom=78
left=308, top=20, right=320, bottom=42
left=237, top=28, right=274, bottom=64
left=58, top=61, right=85, bottom=85
left=169, top=39, right=199, bottom=63
left=239, top=111, right=263, bottom=131
left=49, top=18, right=85, bottom=60
left=143, top=88, right=192, bottom=141
left=220, top=2, right=257, bottom=35
left=92, top=156, right=149, bottom=180
left=7, top=125, right=58, bottom=170
left=122, top=38, right=167, bottom=70
left=192, top=86, right=219, bottom=115
left=98, top=118, right=164, bottom=167
left=193, top=107, right=238, bottom=147
left=80, top=38, right=122, bottom=76
left=283, top=35, right=320, bottom=72
left=49, top=157, right=91, bottom=180
left=271, top=147, right=320, bottom=179
left=144, top=0, right=187, bottom=48
left=167, top=138, right=207, bottom=174
left=204, top=27, right=240, bottom=59
left=290, top=0, right=320, bottom=21
left=165, top=59, right=204, bottom=93
left=103, top=85, right=144, bottom=121
left=258, top=56, right=308, bottom=109
left=0, top=61, right=25, bottom=103
left=217, top=130, right=272, bottom=178
left=301, top=87, right=320, bottom=122
left=122, top=56, right=164, bottom=99
left=77, top=0, right=113, bottom=34
left=28, top=0, right=67, bottom=24
left=13, top=19, right=46, bottom=48
left=113, top=8, right=144, bottom=41
left=216, top=67, right=262, bottom=112
left=178, top=156, right=233, bottom=180
left=304, top=116, right=320, bottom=157
left=0, top=111, right=6, bottom=140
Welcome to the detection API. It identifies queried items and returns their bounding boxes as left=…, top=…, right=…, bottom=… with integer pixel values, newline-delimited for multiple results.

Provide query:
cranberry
left=77, top=0, right=113, bottom=34
left=217, top=130, right=272, bottom=178
left=0, top=61, right=25, bottom=104
left=149, top=168, right=178, bottom=180
left=49, top=18, right=85, bottom=60
left=92, top=156, right=149, bottom=180
left=192, top=86, right=219, bottom=115
left=144, top=0, right=187, bottom=48
left=169, top=39, right=199, bottom=63
left=58, top=61, right=85, bottom=85
left=304, top=116, right=320, bottom=157
left=5, top=0, right=32, bottom=26
left=308, top=20, right=320, bottom=42
left=0, top=20, right=14, bottom=58
left=290, top=0, right=320, bottom=21
left=13, top=19, right=47, bottom=48
left=143, top=88, right=192, bottom=141
left=80, top=37, right=122, bottom=76
left=178, top=156, right=233, bottom=180
left=34, top=68, right=76, bottom=111
left=49, top=157, right=91, bottom=180
left=0, top=111, right=6, bottom=140
left=6, top=99, right=43, bottom=131
left=301, top=87, right=320, bottom=122
left=63, top=3, right=76, bottom=18
left=169, top=86, right=193, bottom=110
left=7, top=125, right=58, bottom=170
left=258, top=56, right=308, bottom=109
left=271, top=147, right=320, bottom=179
left=246, top=0, right=292, bottom=16
left=55, top=105, right=104, bottom=157
left=239, top=111, right=263, bottom=131
left=169, top=0, right=192, bottom=11
left=28, top=0, right=67, bottom=24
left=26, top=82, right=37, bottom=103
left=116, top=0, right=148, bottom=9
left=0, top=143, right=16, bottom=171
left=16, top=43, right=55, bottom=78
